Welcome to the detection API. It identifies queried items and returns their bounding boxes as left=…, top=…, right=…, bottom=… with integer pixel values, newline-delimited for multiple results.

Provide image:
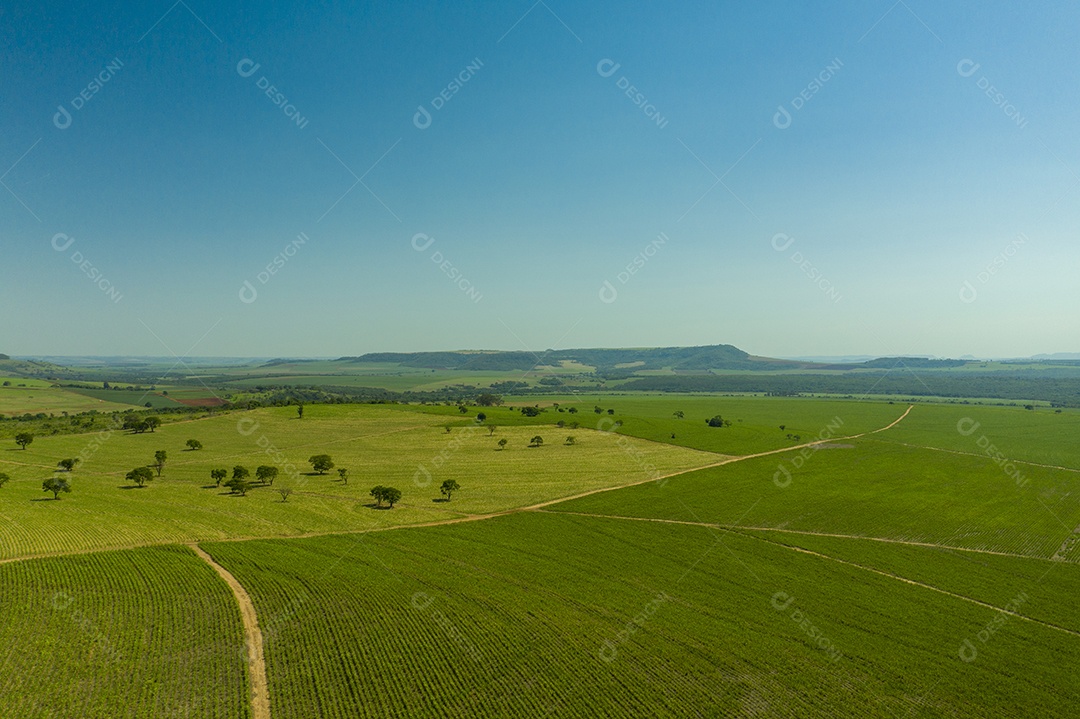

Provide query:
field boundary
left=535, top=509, right=1080, bottom=639
left=190, top=544, right=271, bottom=719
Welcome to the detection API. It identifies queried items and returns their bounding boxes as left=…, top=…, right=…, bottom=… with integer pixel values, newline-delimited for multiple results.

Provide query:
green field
left=0, top=383, right=143, bottom=416
left=1, top=393, right=1077, bottom=717
left=201, top=512, right=1080, bottom=718
left=0, top=545, right=249, bottom=718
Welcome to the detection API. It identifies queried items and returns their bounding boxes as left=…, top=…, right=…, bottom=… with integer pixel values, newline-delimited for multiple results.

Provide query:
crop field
left=0, top=404, right=717, bottom=560
left=0, top=545, right=249, bottom=719
left=0, top=383, right=142, bottom=416
left=1, top=394, right=1077, bottom=717
left=202, top=512, right=1080, bottom=718
left=63, top=386, right=183, bottom=409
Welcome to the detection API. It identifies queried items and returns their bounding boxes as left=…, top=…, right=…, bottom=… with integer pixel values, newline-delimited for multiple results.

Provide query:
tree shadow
left=432, top=498, right=450, bottom=503
left=118, top=485, right=147, bottom=490
left=30, top=497, right=59, bottom=502
left=201, top=484, right=221, bottom=489
left=362, top=502, right=392, bottom=510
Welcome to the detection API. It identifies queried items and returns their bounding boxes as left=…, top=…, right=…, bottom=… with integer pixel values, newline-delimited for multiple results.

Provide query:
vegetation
left=14, top=431, right=33, bottom=449
left=308, top=454, right=334, bottom=474
left=153, top=450, right=167, bottom=476
left=126, top=467, right=153, bottom=488
left=369, top=485, right=401, bottom=508
left=42, top=476, right=71, bottom=499
left=439, top=479, right=459, bottom=500
left=186, top=439, right=203, bottom=450
left=57, top=457, right=80, bottom=471
left=256, top=465, right=279, bottom=485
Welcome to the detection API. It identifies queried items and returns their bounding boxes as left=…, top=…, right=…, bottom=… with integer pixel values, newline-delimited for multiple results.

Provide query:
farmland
left=1, top=393, right=1077, bottom=717
left=0, top=545, right=249, bottom=719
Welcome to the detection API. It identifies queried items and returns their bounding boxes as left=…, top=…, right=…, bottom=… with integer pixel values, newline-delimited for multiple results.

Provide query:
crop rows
left=0, top=545, right=250, bottom=718
left=205, top=512, right=1080, bottom=717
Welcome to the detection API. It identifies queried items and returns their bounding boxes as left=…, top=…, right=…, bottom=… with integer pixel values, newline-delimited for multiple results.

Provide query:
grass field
left=0, top=545, right=249, bottom=718
left=0, top=404, right=717, bottom=560
left=0, top=384, right=143, bottom=416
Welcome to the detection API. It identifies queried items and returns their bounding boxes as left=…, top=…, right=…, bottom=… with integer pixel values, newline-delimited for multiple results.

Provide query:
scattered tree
left=370, top=485, right=387, bottom=507
left=488, top=425, right=497, bottom=436
left=154, top=450, right=168, bottom=476
left=256, top=465, right=279, bottom=485
left=337, top=468, right=349, bottom=485
left=232, top=465, right=251, bottom=482
left=594, top=406, right=602, bottom=414
left=607, top=409, right=615, bottom=415
left=497, top=438, right=508, bottom=450
left=226, top=478, right=252, bottom=496
left=144, top=416, right=162, bottom=432
left=779, top=425, right=785, bottom=431
left=382, top=486, right=402, bottom=508
left=57, top=458, right=80, bottom=472
left=278, top=487, right=294, bottom=502
left=567, top=407, right=578, bottom=414
left=42, top=476, right=71, bottom=499
left=673, top=411, right=684, bottom=419
left=211, top=468, right=227, bottom=486
left=565, top=436, right=576, bottom=445
left=297, top=404, right=304, bottom=419
left=14, top=432, right=33, bottom=450
left=476, top=412, right=487, bottom=423
left=475, top=393, right=503, bottom=406
left=186, top=439, right=203, bottom=451
left=520, top=406, right=542, bottom=417
left=444, top=424, right=452, bottom=434
left=126, top=466, right=154, bottom=488
left=0, top=472, right=10, bottom=489
left=308, top=454, right=334, bottom=474
left=706, top=416, right=726, bottom=428
left=458, top=405, right=468, bottom=414
left=440, top=479, right=460, bottom=501
left=529, top=436, right=544, bottom=447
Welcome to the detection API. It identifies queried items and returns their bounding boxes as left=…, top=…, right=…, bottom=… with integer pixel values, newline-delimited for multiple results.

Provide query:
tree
left=497, top=438, right=508, bottom=450
left=520, top=406, right=541, bottom=417
left=779, top=425, right=785, bottom=431
left=297, top=404, right=304, bottom=419
left=0, top=472, right=10, bottom=489
left=211, top=468, right=227, bottom=487
left=476, top=412, right=487, bottom=423
left=144, top=416, right=162, bottom=432
left=369, top=485, right=387, bottom=507
left=278, top=487, right=294, bottom=502
left=233, top=465, right=251, bottom=482
left=607, top=409, right=615, bottom=415
left=440, top=479, right=460, bottom=501
left=186, top=439, right=203, bottom=451
left=57, top=458, right=80, bottom=472
left=458, top=405, right=468, bottom=414
left=308, top=455, right=334, bottom=474
left=14, top=432, right=33, bottom=450
left=567, top=407, right=578, bottom=414
left=530, top=436, right=544, bottom=447
left=706, top=416, right=725, bottom=428
left=154, top=450, right=168, bottom=476
left=444, top=424, right=452, bottom=434
left=126, top=466, right=154, bottom=488
left=226, top=478, right=252, bottom=496
left=475, top=393, right=502, bottom=406
left=42, top=476, right=71, bottom=499
left=565, top=436, right=576, bottom=445
left=594, top=406, right=602, bottom=414
left=337, top=468, right=349, bottom=485
left=488, top=425, right=497, bottom=436
left=256, top=465, right=279, bottom=485
left=382, top=486, right=402, bottom=508
left=673, top=411, right=685, bottom=419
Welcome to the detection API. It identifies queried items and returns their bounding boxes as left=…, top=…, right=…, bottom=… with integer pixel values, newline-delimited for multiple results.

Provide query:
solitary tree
left=297, top=404, right=304, bottom=420
left=706, top=415, right=725, bottom=428
left=497, top=438, right=508, bottom=450
left=673, top=411, right=685, bottom=419
left=444, top=424, right=452, bottom=434
left=529, top=436, right=544, bottom=447
left=440, top=479, right=460, bottom=501
left=57, top=458, right=80, bottom=472
left=232, top=465, right=251, bottom=482
left=42, top=476, right=71, bottom=499
left=186, top=439, right=203, bottom=451
left=476, top=412, right=487, bottom=423
left=278, top=487, right=294, bottom=502
left=607, top=409, right=615, bottom=415
left=369, top=485, right=387, bottom=507
left=154, top=450, right=168, bottom=476
left=210, top=468, right=227, bottom=486
left=0, top=472, right=10, bottom=489
left=256, top=465, right=279, bottom=485
left=126, top=466, right=154, bottom=488
left=308, top=455, right=334, bottom=474
left=144, top=416, right=162, bottom=432
left=382, top=486, right=402, bottom=508
left=567, top=407, right=578, bottom=414
left=488, top=425, right=497, bottom=436
left=337, top=468, right=349, bottom=485
left=565, top=436, right=576, bottom=445
left=14, top=432, right=33, bottom=450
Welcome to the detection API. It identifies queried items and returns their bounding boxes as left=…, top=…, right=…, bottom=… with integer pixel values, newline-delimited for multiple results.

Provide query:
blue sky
left=2, top=1, right=1077, bottom=358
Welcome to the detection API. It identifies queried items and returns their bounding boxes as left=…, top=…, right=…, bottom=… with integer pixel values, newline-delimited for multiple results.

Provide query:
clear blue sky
left=2, top=1, right=1077, bottom=358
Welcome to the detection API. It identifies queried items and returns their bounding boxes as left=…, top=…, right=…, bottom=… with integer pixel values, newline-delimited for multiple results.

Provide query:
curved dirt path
left=189, top=544, right=271, bottom=719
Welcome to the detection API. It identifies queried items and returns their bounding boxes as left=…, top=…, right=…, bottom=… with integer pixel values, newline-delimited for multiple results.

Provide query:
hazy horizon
left=3, top=2, right=1077, bottom=358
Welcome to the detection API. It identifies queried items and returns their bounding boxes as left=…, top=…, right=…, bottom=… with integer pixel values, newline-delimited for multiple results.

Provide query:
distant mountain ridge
left=339, top=345, right=818, bottom=372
